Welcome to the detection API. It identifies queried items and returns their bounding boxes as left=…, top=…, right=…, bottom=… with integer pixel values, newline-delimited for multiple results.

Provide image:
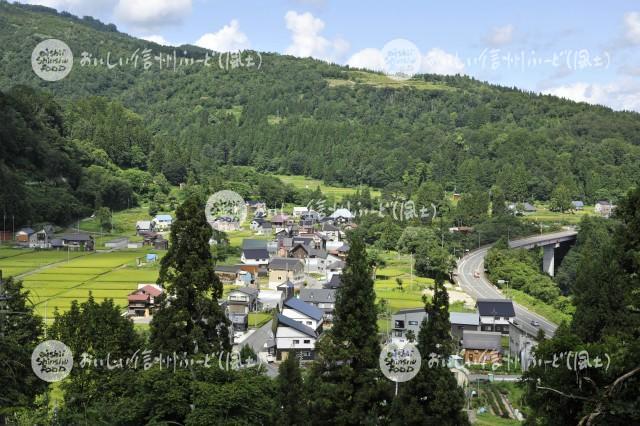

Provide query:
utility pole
left=410, top=253, right=414, bottom=291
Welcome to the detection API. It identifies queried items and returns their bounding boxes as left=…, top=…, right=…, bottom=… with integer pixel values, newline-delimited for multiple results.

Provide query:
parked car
left=473, top=271, right=480, bottom=278
left=511, top=319, right=519, bottom=326
left=266, top=354, right=276, bottom=363
left=531, top=320, right=540, bottom=327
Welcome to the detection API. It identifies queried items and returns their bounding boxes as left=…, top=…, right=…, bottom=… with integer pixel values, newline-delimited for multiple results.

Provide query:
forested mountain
left=1, top=0, right=640, bottom=214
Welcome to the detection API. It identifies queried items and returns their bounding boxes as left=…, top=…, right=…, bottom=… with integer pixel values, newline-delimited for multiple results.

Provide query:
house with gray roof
left=391, top=308, right=427, bottom=344
left=450, top=312, right=480, bottom=342
left=462, top=330, right=503, bottom=365
left=267, top=257, right=304, bottom=289
left=324, top=273, right=342, bottom=289
left=299, top=288, right=337, bottom=323
left=226, top=287, right=259, bottom=332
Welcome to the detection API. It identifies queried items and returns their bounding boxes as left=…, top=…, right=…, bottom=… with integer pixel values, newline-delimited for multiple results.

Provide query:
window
left=495, top=316, right=500, bottom=320
left=304, top=339, right=310, bottom=343
left=293, top=340, right=299, bottom=344
left=394, top=320, right=405, bottom=329
left=408, top=321, right=419, bottom=325
left=394, top=331, right=403, bottom=337
left=306, top=321, right=312, bottom=325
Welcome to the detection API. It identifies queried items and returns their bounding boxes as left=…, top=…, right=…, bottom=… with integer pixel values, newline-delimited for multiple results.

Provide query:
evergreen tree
left=278, top=353, right=308, bottom=425
left=523, top=188, right=640, bottom=425
left=570, top=218, right=627, bottom=342
left=0, top=277, right=47, bottom=422
left=307, top=233, right=392, bottom=424
left=150, top=195, right=230, bottom=354
left=50, top=295, right=142, bottom=418
left=389, top=254, right=469, bottom=425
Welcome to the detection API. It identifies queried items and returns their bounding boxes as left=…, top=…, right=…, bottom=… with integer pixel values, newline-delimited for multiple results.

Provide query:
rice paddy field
left=375, top=252, right=434, bottom=312
left=522, top=204, right=595, bottom=225
left=0, top=247, right=165, bottom=319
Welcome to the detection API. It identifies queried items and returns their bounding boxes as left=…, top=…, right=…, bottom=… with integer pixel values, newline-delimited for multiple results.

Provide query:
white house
left=319, top=223, right=340, bottom=241
left=292, top=206, right=309, bottom=217
left=240, top=248, right=270, bottom=266
left=275, top=313, right=318, bottom=361
left=257, top=289, right=285, bottom=311
left=595, top=200, right=615, bottom=217
left=136, top=220, right=153, bottom=234
left=329, top=208, right=354, bottom=224
left=152, top=215, right=173, bottom=231
left=477, top=299, right=515, bottom=334
left=281, top=297, right=324, bottom=331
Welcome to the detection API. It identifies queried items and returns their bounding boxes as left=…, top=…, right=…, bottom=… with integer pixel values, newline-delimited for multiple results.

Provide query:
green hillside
left=1, top=1, right=640, bottom=228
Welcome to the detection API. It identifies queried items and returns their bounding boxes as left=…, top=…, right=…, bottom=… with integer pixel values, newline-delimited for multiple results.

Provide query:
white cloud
left=624, top=12, right=640, bottom=44
left=421, top=48, right=465, bottom=75
left=347, top=46, right=464, bottom=76
left=141, top=34, right=173, bottom=46
left=195, top=19, right=250, bottom=52
left=485, top=24, right=514, bottom=46
left=543, top=78, right=640, bottom=112
left=284, top=11, right=348, bottom=61
left=21, top=0, right=116, bottom=16
left=346, top=48, right=385, bottom=71
left=115, top=0, right=192, bottom=29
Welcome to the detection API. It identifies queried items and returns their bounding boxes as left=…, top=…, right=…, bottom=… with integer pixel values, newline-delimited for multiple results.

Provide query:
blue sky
left=17, top=0, right=640, bottom=111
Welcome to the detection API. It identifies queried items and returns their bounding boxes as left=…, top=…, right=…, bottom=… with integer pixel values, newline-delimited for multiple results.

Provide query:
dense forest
left=2, top=1, right=640, bottom=221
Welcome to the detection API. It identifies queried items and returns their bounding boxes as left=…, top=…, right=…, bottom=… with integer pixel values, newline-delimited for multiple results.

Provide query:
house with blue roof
left=282, top=297, right=324, bottom=331
left=152, top=214, right=173, bottom=231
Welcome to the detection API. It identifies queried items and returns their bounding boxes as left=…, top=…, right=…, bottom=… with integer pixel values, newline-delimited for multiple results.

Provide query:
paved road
left=455, top=231, right=577, bottom=339
left=508, top=230, right=577, bottom=249
left=235, top=320, right=280, bottom=377
left=468, top=374, right=522, bottom=382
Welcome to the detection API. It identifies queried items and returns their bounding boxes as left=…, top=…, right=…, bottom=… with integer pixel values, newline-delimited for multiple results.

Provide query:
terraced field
left=273, top=174, right=381, bottom=201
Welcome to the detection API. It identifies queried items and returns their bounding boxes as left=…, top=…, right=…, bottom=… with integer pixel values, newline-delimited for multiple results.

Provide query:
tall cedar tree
left=390, top=249, right=469, bottom=425
left=307, top=233, right=392, bottom=424
left=150, top=195, right=230, bottom=354
left=49, top=295, right=142, bottom=420
left=0, top=277, right=46, bottom=422
left=278, top=353, right=309, bottom=425
left=523, top=188, right=640, bottom=425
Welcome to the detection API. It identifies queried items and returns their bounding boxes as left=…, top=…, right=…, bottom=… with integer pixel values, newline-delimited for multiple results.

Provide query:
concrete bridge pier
left=542, top=243, right=559, bottom=276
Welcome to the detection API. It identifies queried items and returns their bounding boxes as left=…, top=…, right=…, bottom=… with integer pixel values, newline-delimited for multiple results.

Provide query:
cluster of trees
left=0, top=85, right=182, bottom=227
left=485, top=243, right=574, bottom=316
left=523, top=187, right=640, bottom=425
left=3, top=1, right=640, bottom=208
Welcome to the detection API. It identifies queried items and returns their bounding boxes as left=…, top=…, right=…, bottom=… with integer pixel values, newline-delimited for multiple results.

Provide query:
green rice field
left=0, top=247, right=165, bottom=318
